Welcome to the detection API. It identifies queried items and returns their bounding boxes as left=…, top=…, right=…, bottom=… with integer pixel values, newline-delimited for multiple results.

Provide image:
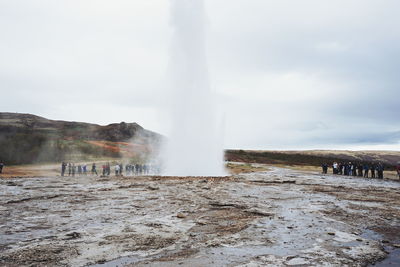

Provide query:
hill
left=226, top=149, right=400, bottom=170
left=0, top=112, right=162, bottom=165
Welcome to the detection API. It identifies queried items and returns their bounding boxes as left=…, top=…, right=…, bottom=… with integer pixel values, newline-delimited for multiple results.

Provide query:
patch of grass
left=226, top=163, right=270, bottom=174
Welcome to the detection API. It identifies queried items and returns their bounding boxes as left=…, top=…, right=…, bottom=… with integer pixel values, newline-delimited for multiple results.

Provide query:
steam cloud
left=163, top=0, right=226, bottom=176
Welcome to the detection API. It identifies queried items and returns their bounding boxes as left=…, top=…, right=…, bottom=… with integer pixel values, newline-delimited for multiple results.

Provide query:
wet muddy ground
left=1, top=165, right=399, bottom=266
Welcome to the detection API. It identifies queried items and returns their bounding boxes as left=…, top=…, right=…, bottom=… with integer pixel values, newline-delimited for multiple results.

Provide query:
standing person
left=338, top=162, right=343, bottom=175
left=358, top=164, right=363, bottom=177
left=348, top=162, right=353, bottom=176
left=72, top=163, right=76, bottom=177
left=119, top=164, right=123, bottom=176
left=106, top=162, right=111, bottom=176
left=78, top=165, right=82, bottom=176
left=396, top=163, right=400, bottom=179
left=68, top=163, right=72, bottom=176
left=61, top=162, right=66, bottom=176
left=132, top=164, right=136, bottom=175
left=102, top=164, right=106, bottom=176
left=0, top=162, right=3, bottom=174
left=321, top=163, right=326, bottom=174
left=91, top=163, right=98, bottom=176
left=332, top=162, right=338, bottom=174
left=353, top=163, right=358, bottom=176
left=363, top=164, right=369, bottom=178
left=82, top=164, right=87, bottom=175
left=135, top=164, right=139, bottom=175
left=370, top=164, right=376, bottom=178
left=377, top=163, right=384, bottom=179
left=115, top=164, right=120, bottom=176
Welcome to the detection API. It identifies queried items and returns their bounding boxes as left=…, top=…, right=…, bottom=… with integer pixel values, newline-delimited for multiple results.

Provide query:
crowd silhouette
left=61, top=162, right=160, bottom=177
left=322, top=162, right=391, bottom=179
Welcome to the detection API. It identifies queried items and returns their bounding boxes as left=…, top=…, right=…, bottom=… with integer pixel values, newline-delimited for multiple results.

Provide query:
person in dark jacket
left=338, top=163, right=343, bottom=175
left=0, top=162, right=4, bottom=174
left=106, top=163, right=111, bottom=176
left=322, top=163, right=328, bottom=174
left=363, top=164, right=369, bottom=178
left=61, top=162, right=67, bottom=176
left=352, top=163, right=357, bottom=176
left=357, top=164, right=363, bottom=177
left=68, top=163, right=72, bottom=176
left=91, top=163, right=98, bottom=176
left=344, top=163, right=349, bottom=176
left=377, top=163, right=384, bottom=179
left=370, top=164, right=376, bottom=178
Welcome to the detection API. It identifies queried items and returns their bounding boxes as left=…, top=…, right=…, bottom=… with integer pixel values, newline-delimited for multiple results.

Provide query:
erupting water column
left=164, top=0, right=226, bottom=176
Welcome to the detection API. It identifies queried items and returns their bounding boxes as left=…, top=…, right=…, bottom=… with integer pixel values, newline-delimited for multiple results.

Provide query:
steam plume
left=163, top=0, right=226, bottom=176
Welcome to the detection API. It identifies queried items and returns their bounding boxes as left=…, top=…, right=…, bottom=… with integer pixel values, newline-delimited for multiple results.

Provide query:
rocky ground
left=1, top=164, right=400, bottom=266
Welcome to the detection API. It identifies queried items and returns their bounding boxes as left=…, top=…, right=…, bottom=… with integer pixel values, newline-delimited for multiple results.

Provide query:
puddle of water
left=373, top=247, right=400, bottom=266
left=362, top=229, right=400, bottom=266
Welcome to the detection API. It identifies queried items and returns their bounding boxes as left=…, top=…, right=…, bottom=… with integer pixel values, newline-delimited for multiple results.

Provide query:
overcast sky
left=1, top=0, right=399, bottom=150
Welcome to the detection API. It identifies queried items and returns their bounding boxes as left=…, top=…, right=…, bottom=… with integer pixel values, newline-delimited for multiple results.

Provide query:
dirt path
left=1, top=166, right=399, bottom=266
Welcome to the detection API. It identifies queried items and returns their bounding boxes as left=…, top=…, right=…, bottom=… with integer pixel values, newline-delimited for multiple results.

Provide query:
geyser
left=164, top=0, right=225, bottom=176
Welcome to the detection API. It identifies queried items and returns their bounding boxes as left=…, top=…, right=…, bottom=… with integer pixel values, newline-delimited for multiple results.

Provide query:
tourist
left=0, top=162, right=4, bottom=174
left=352, top=163, right=357, bottom=177
left=72, top=163, right=75, bottom=177
left=119, top=164, right=123, bottom=176
left=370, top=164, right=376, bottom=178
left=61, top=162, right=66, bottom=176
left=131, top=164, right=136, bottom=175
left=357, top=164, right=363, bottom=177
left=91, top=163, right=98, bottom=176
left=82, top=164, right=87, bottom=175
left=343, top=162, right=348, bottom=175
left=396, top=163, right=400, bottom=179
left=78, top=165, right=82, bottom=175
left=338, top=162, right=343, bottom=175
left=363, top=164, right=369, bottom=178
left=102, top=164, right=106, bottom=176
left=377, top=163, right=384, bottom=179
left=332, top=162, right=338, bottom=174
left=115, top=164, right=120, bottom=176
left=68, top=163, right=72, bottom=176
left=322, top=163, right=328, bottom=174
left=348, top=162, right=353, bottom=176
left=135, top=164, right=140, bottom=175
left=106, top=163, right=111, bottom=176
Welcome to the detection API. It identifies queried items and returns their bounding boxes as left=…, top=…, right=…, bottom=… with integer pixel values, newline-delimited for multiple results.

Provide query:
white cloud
left=1, top=0, right=399, bottom=149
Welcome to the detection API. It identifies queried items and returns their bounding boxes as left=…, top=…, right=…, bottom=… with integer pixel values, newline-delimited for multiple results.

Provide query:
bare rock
left=177, top=213, right=186, bottom=218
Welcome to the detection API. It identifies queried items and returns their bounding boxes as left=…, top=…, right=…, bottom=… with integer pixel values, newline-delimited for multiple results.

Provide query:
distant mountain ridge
left=226, top=149, right=400, bottom=169
left=0, top=112, right=160, bottom=142
left=0, top=112, right=162, bottom=165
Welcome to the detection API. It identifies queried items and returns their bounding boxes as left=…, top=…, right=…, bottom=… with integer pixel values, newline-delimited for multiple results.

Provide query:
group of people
left=61, top=162, right=158, bottom=177
left=322, top=162, right=389, bottom=179
left=101, top=163, right=154, bottom=176
left=61, top=162, right=94, bottom=176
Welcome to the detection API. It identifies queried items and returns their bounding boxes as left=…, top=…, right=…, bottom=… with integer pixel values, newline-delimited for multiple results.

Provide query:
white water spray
left=163, top=0, right=225, bottom=176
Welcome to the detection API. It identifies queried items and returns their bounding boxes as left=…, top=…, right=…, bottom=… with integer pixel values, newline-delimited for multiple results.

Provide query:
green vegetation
left=0, top=112, right=161, bottom=165
left=0, top=130, right=120, bottom=165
